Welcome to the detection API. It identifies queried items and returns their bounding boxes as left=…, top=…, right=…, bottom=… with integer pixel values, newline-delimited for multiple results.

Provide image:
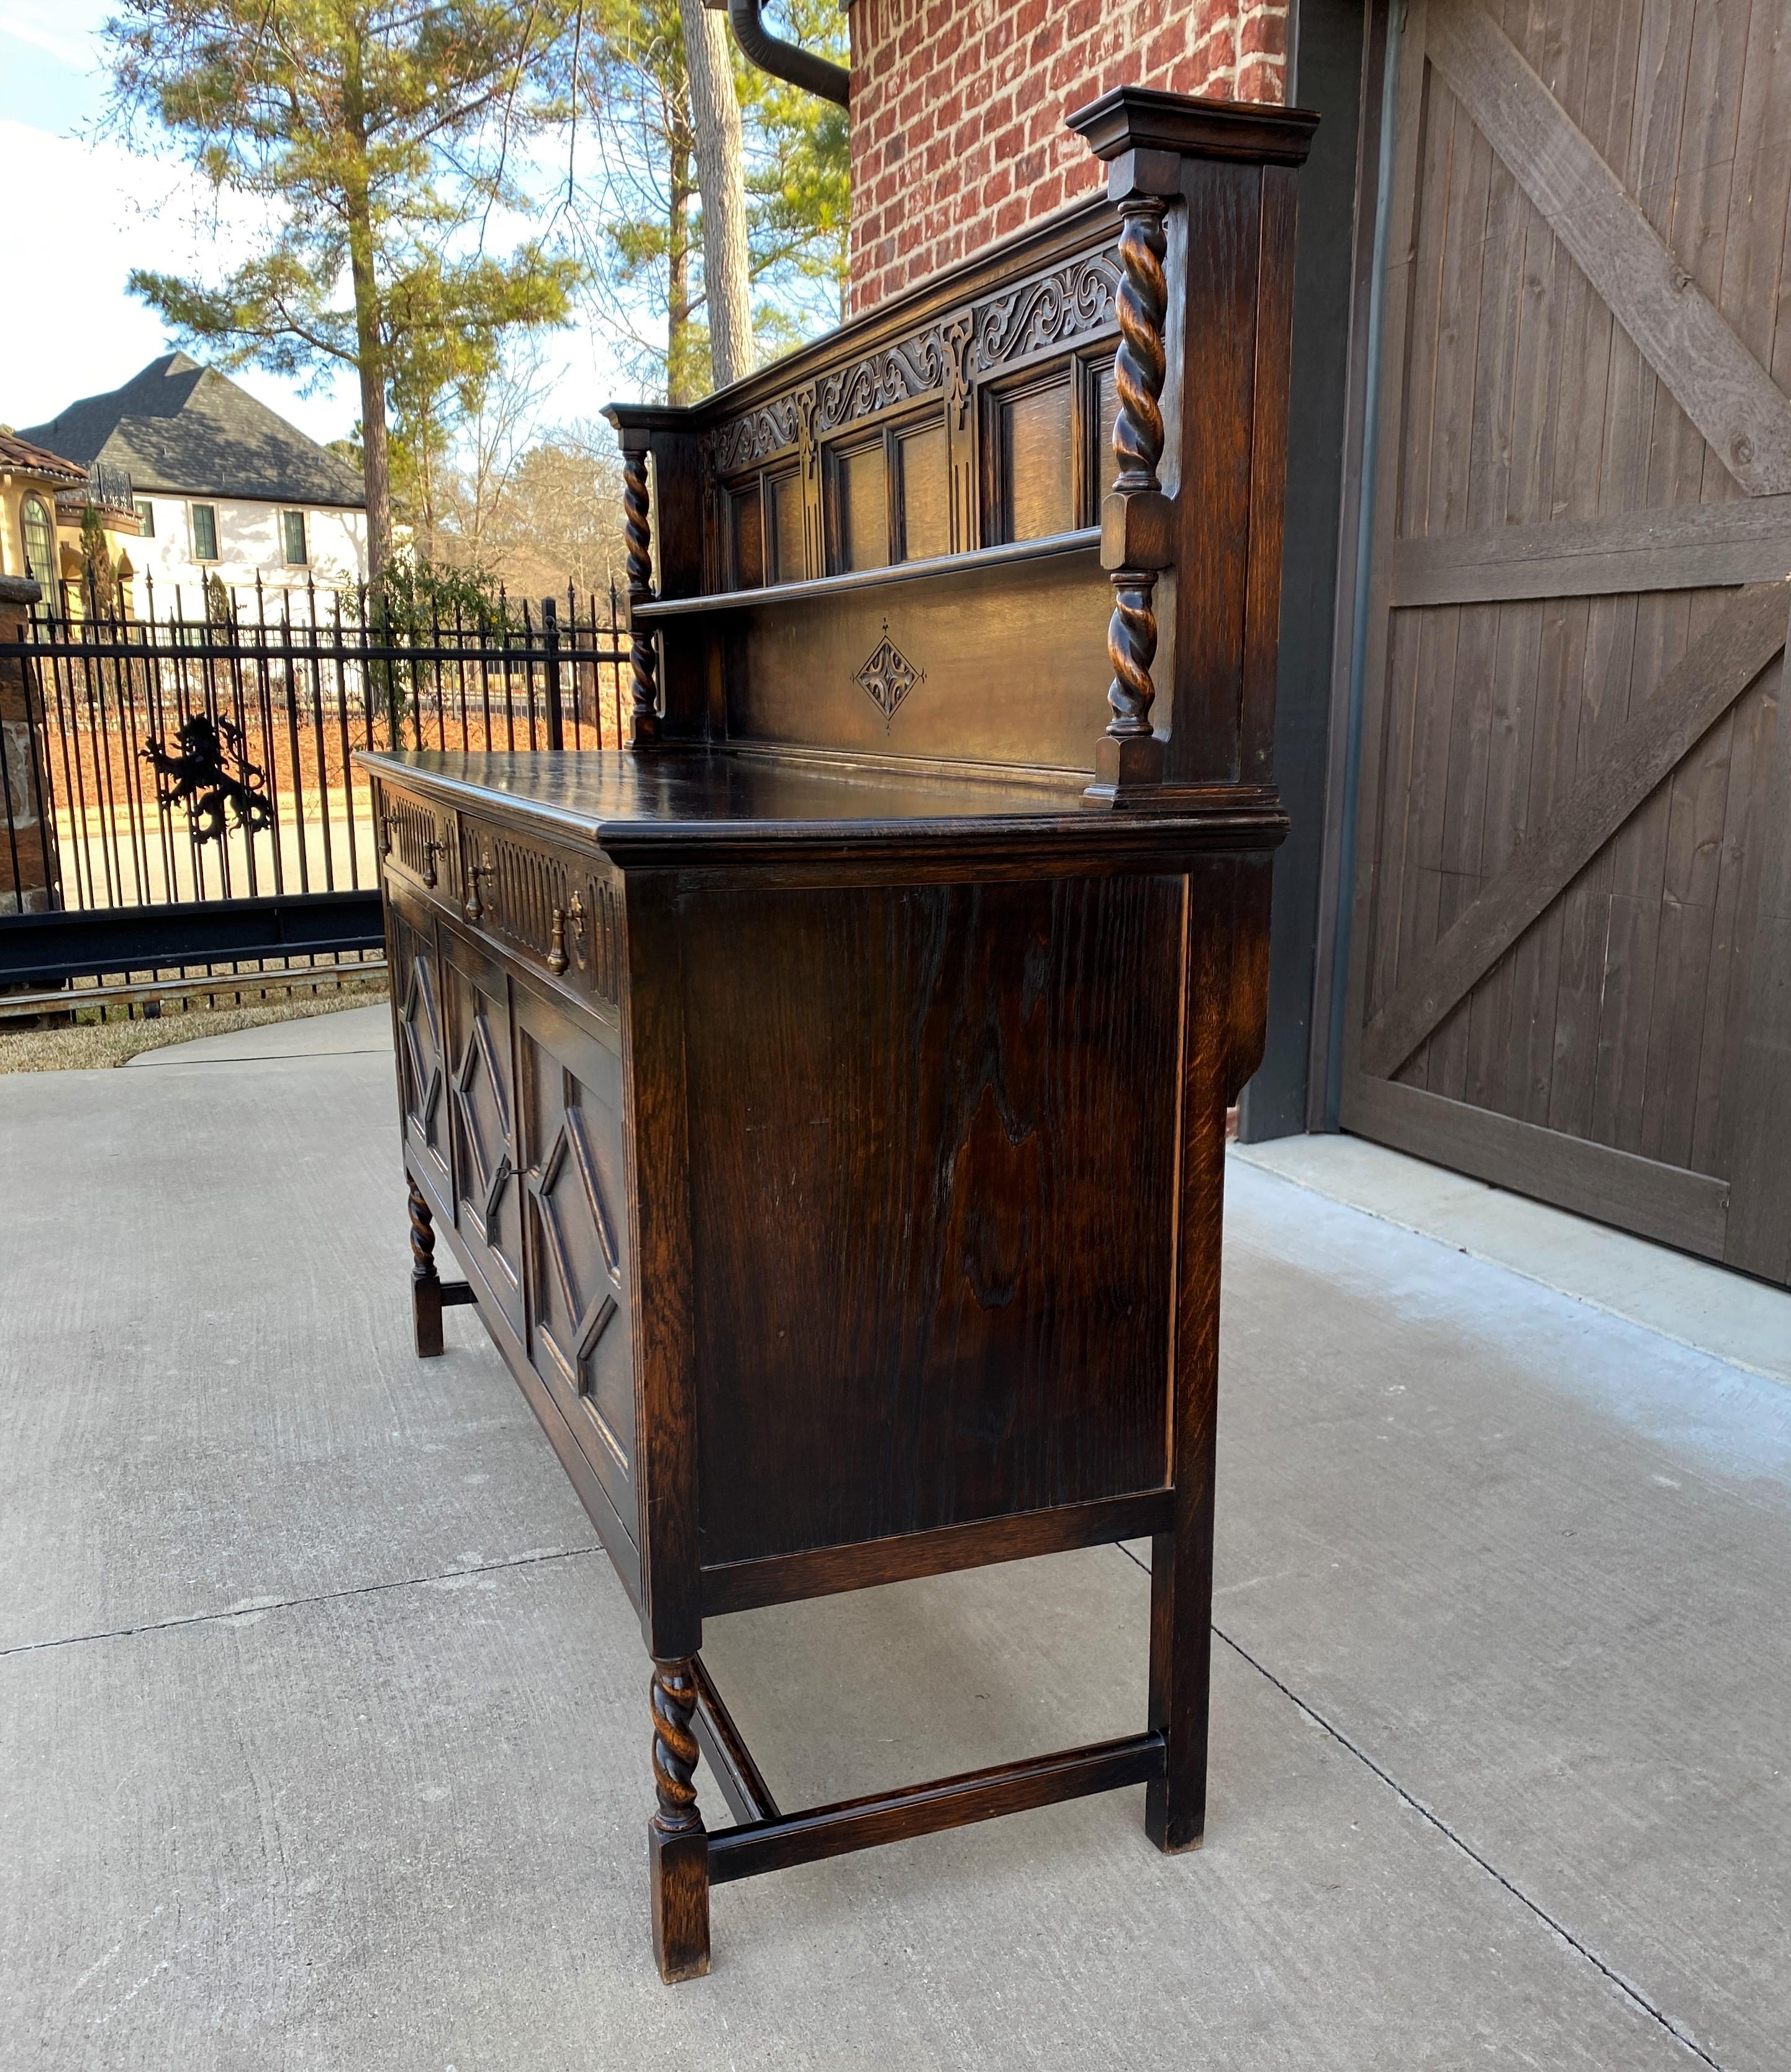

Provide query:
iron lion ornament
left=142, top=714, right=276, bottom=844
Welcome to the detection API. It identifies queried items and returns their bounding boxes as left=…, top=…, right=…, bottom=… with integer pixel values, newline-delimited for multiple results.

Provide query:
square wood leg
left=1145, top=1523, right=1212, bottom=1853
left=649, top=1821, right=710, bottom=1983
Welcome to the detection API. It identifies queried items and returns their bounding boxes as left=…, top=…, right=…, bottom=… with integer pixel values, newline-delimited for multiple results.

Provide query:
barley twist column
left=648, top=1657, right=709, bottom=1980
left=622, top=443, right=661, bottom=746
left=408, top=1178, right=444, bottom=1359
left=650, top=1660, right=702, bottom=1833
left=1106, top=198, right=1169, bottom=741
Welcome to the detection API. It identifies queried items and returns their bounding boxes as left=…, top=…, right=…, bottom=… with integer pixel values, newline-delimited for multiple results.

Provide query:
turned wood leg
left=409, top=1179, right=445, bottom=1359
left=648, top=1658, right=710, bottom=1982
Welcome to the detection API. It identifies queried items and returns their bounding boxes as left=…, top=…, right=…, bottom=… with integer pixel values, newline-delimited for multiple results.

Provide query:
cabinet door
left=514, top=984, right=635, bottom=1525
left=388, top=887, right=450, bottom=1213
left=441, top=928, right=525, bottom=1339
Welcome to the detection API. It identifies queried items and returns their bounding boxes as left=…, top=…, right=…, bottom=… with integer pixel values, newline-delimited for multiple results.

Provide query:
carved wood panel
left=378, top=784, right=455, bottom=902
left=388, top=893, right=450, bottom=1208
left=442, top=928, right=525, bottom=1338
left=702, top=240, right=1123, bottom=589
left=514, top=982, right=634, bottom=1522
left=458, top=815, right=623, bottom=1020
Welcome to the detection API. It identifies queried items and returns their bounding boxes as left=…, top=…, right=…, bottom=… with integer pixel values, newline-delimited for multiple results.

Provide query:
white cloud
left=0, top=120, right=355, bottom=443
left=0, top=0, right=107, bottom=70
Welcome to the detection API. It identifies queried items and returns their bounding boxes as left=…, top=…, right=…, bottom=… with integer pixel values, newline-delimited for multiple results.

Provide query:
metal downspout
left=710, top=0, right=850, bottom=106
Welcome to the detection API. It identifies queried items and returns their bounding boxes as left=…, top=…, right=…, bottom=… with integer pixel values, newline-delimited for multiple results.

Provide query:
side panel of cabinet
left=681, top=872, right=1184, bottom=1565
left=386, top=883, right=451, bottom=1216
left=439, top=926, right=526, bottom=1341
left=512, top=982, right=636, bottom=1531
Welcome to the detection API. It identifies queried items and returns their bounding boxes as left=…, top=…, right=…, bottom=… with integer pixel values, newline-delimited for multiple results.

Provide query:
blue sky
left=0, top=0, right=621, bottom=451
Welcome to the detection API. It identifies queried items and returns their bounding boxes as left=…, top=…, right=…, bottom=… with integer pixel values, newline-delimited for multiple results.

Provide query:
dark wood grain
left=363, top=81, right=1313, bottom=1981
left=648, top=1657, right=710, bottom=1983
left=623, top=869, right=702, bottom=1663
left=1148, top=866, right=1251, bottom=1854
left=832, top=435, right=891, bottom=574
left=513, top=982, right=634, bottom=1523
left=706, top=1732, right=1166, bottom=1886
left=769, top=468, right=804, bottom=583
left=679, top=872, right=1181, bottom=1565
left=701, top=1490, right=1176, bottom=1616
left=440, top=926, right=527, bottom=1342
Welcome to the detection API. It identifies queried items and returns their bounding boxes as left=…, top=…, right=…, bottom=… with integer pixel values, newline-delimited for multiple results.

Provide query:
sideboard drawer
left=456, top=815, right=624, bottom=1021
left=377, top=781, right=456, bottom=905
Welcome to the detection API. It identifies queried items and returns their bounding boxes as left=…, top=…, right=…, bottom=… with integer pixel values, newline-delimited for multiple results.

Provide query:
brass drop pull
left=421, top=836, right=445, bottom=889
left=547, top=902, right=569, bottom=974
left=465, top=849, right=496, bottom=921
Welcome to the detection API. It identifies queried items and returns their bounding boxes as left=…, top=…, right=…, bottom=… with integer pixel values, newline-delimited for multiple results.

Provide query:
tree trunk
left=667, top=131, right=696, bottom=408
left=351, top=302, right=391, bottom=586
left=342, top=48, right=389, bottom=587
left=679, top=0, right=753, bottom=391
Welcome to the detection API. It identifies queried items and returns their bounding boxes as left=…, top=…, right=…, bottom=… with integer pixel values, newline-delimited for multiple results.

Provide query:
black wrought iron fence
left=3, top=579, right=632, bottom=916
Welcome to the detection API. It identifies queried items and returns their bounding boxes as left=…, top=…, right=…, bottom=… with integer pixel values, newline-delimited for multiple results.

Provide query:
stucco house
left=0, top=430, right=142, bottom=617
left=20, top=354, right=367, bottom=616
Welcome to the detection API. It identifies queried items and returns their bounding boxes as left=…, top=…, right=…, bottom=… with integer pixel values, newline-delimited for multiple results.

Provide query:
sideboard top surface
left=362, top=748, right=1286, bottom=867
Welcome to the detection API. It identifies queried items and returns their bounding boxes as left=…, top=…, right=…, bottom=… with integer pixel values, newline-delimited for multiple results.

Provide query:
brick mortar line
left=1112, top=1543, right=1723, bottom=2068
left=0, top=1543, right=603, bottom=1661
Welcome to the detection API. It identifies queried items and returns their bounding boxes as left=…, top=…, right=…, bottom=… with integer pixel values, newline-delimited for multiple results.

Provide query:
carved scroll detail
left=817, top=332, right=948, bottom=433
left=622, top=447, right=660, bottom=746
left=699, top=245, right=1122, bottom=474
left=651, top=1659, right=702, bottom=1835
left=973, top=251, right=1122, bottom=369
left=1104, top=202, right=1169, bottom=741
left=705, top=397, right=800, bottom=477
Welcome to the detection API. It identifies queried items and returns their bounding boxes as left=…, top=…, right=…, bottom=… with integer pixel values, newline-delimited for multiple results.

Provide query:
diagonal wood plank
left=1362, top=580, right=1791, bottom=1079
left=1427, top=0, right=1791, bottom=498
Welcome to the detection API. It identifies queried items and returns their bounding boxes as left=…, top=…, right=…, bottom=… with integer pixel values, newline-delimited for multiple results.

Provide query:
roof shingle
left=18, top=354, right=365, bottom=510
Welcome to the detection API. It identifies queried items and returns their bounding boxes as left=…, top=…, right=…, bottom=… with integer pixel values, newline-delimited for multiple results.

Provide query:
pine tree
left=106, top=0, right=584, bottom=580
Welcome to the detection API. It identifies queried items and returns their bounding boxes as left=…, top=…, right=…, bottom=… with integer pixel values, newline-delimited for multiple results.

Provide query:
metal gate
left=0, top=580, right=631, bottom=1015
left=1341, top=0, right=1791, bottom=1287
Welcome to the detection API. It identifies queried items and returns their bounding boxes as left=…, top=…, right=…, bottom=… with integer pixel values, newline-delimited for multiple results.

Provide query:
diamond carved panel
left=528, top=1098, right=627, bottom=1467
left=400, top=952, right=443, bottom=1149
left=855, top=624, right=923, bottom=726
left=452, top=1005, right=515, bottom=1262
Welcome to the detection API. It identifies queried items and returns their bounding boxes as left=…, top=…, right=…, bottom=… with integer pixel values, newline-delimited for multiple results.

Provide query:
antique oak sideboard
left=363, top=88, right=1315, bottom=1982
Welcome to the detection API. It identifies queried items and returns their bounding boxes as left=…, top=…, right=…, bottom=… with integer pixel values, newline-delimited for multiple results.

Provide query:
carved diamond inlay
left=453, top=1010, right=514, bottom=1229
left=530, top=1108, right=622, bottom=1387
left=855, top=625, right=923, bottom=726
left=401, top=957, right=442, bottom=1137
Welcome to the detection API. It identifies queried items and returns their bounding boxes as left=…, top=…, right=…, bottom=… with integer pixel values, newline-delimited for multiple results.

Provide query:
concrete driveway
left=4, top=1007, right=1789, bottom=2070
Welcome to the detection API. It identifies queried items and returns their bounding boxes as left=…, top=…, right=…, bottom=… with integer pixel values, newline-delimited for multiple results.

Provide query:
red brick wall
left=848, top=0, right=1289, bottom=314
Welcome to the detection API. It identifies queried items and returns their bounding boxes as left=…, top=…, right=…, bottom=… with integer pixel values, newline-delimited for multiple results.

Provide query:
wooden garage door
left=1342, top=0, right=1791, bottom=1285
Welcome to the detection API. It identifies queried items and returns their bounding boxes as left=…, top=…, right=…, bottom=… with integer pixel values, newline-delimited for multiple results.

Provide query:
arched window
left=20, top=495, right=57, bottom=615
